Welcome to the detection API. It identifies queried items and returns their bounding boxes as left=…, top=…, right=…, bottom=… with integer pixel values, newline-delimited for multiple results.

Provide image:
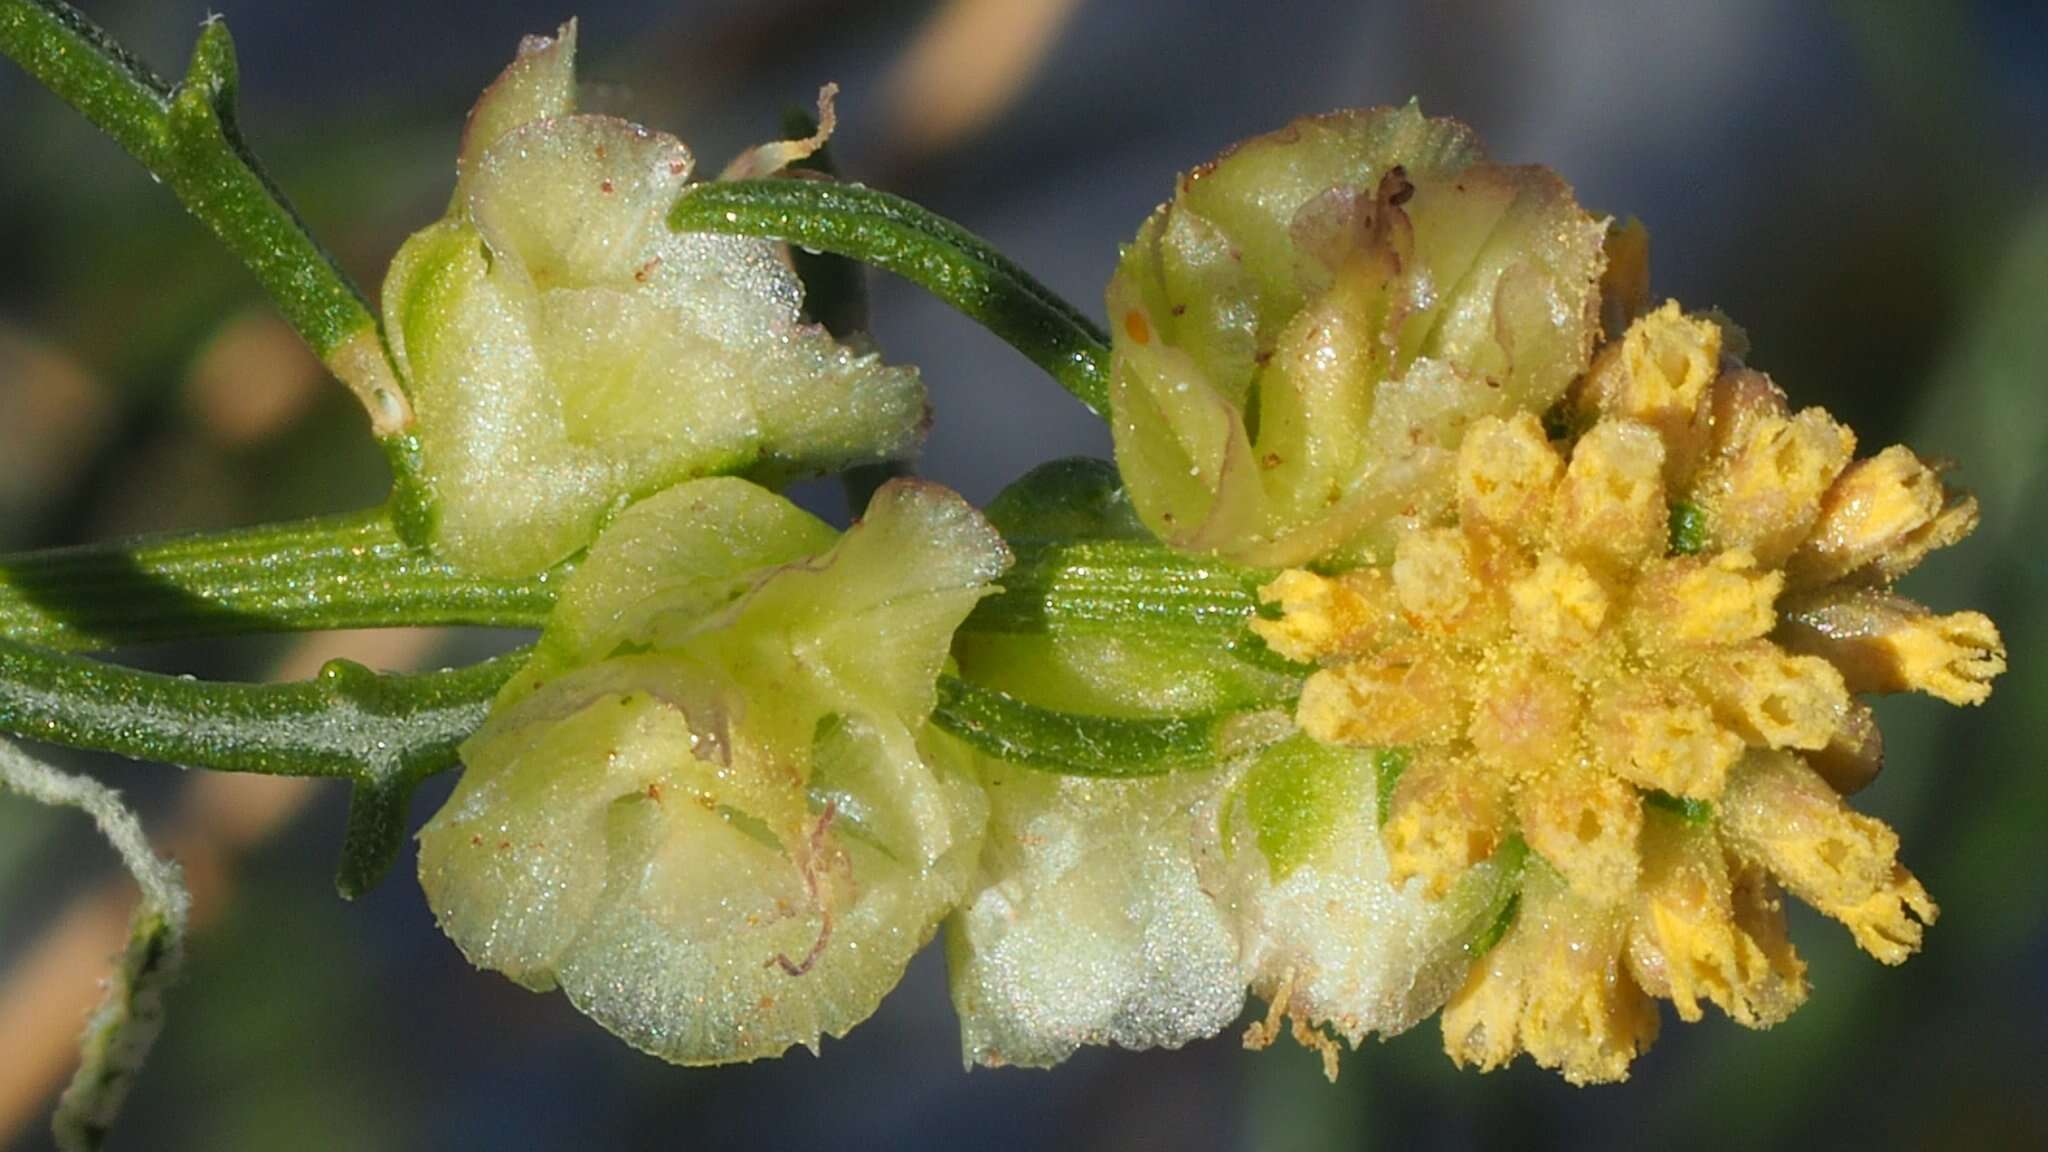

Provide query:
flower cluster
left=399, top=36, right=2006, bottom=1087
left=1248, top=301, right=2003, bottom=1082
left=420, top=477, right=1008, bottom=1061
left=1107, top=102, right=1607, bottom=567
left=382, top=23, right=923, bottom=576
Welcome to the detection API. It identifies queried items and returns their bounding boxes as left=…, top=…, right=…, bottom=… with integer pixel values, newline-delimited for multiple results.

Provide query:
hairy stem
left=0, top=635, right=524, bottom=895
left=670, top=178, right=1112, bottom=416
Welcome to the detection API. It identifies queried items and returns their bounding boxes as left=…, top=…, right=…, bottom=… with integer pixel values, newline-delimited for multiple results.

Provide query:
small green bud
left=418, top=477, right=1008, bottom=1063
left=382, top=25, right=925, bottom=576
left=1107, top=102, right=1608, bottom=566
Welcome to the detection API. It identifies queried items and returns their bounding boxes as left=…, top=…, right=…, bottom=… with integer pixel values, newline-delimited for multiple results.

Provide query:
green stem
left=0, top=0, right=411, bottom=438
left=670, top=179, right=1113, bottom=416
left=931, top=675, right=1238, bottom=777
left=0, top=509, right=558, bottom=653
left=0, top=635, right=524, bottom=896
left=0, top=505, right=552, bottom=895
left=965, top=537, right=1267, bottom=636
left=772, top=110, right=911, bottom=519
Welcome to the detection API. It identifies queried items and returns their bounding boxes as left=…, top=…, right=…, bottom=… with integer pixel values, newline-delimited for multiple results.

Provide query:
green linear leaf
left=0, top=0, right=408, bottom=437
left=670, top=178, right=1112, bottom=415
left=931, top=674, right=1231, bottom=777
left=0, top=509, right=559, bottom=652
left=0, top=638, right=524, bottom=895
left=965, top=537, right=1267, bottom=636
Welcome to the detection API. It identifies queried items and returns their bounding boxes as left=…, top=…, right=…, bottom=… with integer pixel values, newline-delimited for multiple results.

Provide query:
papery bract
left=419, top=477, right=1007, bottom=1063
left=1107, top=103, right=1607, bottom=567
left=382, top=24, right=924, bottom=576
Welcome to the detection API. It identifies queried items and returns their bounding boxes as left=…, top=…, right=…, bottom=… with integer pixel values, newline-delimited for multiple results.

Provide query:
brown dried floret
left=1778, top=588, right=2005, bottom=705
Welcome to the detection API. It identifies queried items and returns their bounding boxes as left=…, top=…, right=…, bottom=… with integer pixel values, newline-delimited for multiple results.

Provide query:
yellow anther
left=1456, top=412, right=1563, bottom=536
left=1443, top=873, right=1659, bottom=1085
left=1466, top=654, right=1581, bottom=779
left=1296, top=646, right=1466, bottom=748
left=1632, top=550, right=1783, bottom=648
left=1779, top=589, right=2006, bottom=706
left=1579, top=302, right=1721, bottom=476
left=1555, top=419, right=1667, bottom=564
left=1509, top=555, right=1610, bottom=651
left=1589, top=681, right=1743, bottom=799
left=1789, top=445, right=1945, bottom=585
left=1705, top=645, right=1849, bottom=751
left=1252, top=568, right=1397, bottom=663
left=1718, top=751, right=1936, bottom=964
left=1516, top=760, right=1642, bottom=904
left=1627, top=815, right=1807, bottom=1026
left=1693, top=407, right=1854, bottom=565
left=1382, top=754, right=1511, bottom=898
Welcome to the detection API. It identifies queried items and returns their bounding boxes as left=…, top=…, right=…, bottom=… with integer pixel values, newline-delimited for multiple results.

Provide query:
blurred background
left=2, top=1, right=2045, bottom=1148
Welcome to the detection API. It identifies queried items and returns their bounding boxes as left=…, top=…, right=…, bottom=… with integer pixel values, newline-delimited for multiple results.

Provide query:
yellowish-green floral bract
left=381, top=23, right=925, bottom=577
left=418, top=477, right=1008, bottom=1063
left=1107, top=102, right=1608, bottom=568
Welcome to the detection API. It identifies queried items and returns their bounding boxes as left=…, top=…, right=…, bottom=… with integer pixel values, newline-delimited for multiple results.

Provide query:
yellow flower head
left=1253, top=298, right=2005, bottom=1082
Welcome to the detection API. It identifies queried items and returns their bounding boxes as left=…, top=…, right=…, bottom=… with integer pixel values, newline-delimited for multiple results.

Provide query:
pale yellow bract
left=381, top=23, right=924, bottom=578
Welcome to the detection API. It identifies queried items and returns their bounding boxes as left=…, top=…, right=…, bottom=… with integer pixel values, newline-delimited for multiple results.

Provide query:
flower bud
left=418, top=477, right=1008, bottom=1062
left=1107, top=103, right=1607, bottom=566
left=382, top=25, right=925, bottom=576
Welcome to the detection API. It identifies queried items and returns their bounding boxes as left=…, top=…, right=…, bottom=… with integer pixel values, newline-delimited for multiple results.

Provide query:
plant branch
left=0, top=636, right=524, bottom=896
left=932, top=675, right=1239, bottom=777
left=0, top=497, right=1290, bottom=890
left=670, top=178, right=1112, bottom=416
left=0, top=505, right=551, bottom=894
left=0, top=0, right=411, bottom=439
left=965, top=537, right=1268, bottom=636
left=0, top=509, right=558, bottom=653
